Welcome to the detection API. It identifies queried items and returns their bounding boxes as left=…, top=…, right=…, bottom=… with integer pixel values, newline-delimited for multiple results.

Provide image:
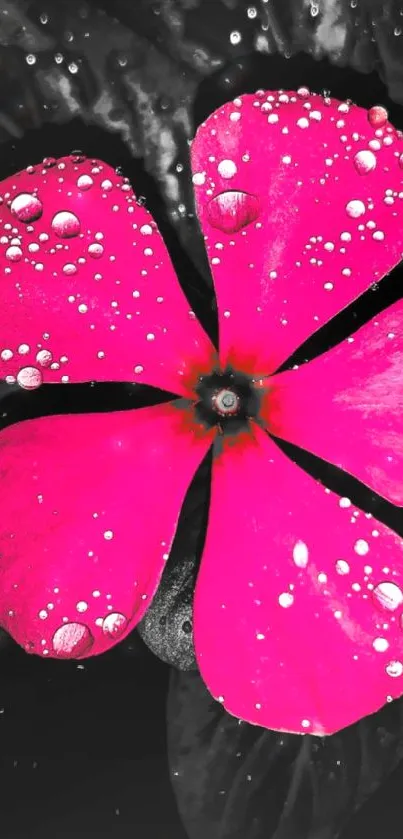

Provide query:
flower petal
left=263, top=300, right=403, bottom=506
left=0, top=156, right=216, bottom=396
left=191, top=90, right=403, bottom=375
left=194, top=424, right=403, bottom=735
left=0, top=402, right=214, bottom=658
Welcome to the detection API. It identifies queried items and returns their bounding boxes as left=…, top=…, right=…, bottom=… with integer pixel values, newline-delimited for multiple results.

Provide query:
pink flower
left=1, top=90, right=403, bottom=736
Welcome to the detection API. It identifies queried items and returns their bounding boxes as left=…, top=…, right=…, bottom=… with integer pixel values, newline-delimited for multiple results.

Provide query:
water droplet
left=192, top=173, right=206, bottom=186
left=368, top=106, right=388, bottom=128
left=63, top=263, right=77, bottom=275
left=26, top=54, right=37, bottom=65
left=10, top=193, right=43, bottom=223
left=134, top=365, right=144, bottom=374
left=101, top=179, right=113, bottom=191
left=292, top=540, right=309, bottom=568
left=297, top=117, right=309, bottom=129
left=229, top=31, right=242, bottom=45
left=217, top=160, right=237, bottom=179
left=16, top=366, right=43, bottom=390
left=51, top=211, right=81, bottom=238
left=77, top=174, right=93, bottom=190
left=207, top=191, right=260, bottom=233
left=386, top=660, right=403, bottom=678
left=5, top=245, right=22, bottom=262
left=102, top=612, right=127, bottom=637
left=373, top=637, right=389, bottom=652
left=88, top=243, right=104, bottom=258
left=336, top=559, right=350, bottom=575
left=139, top=224, right=153, bottom=235
left=104, top=530, right=114, bottom=540
left=346, top=199, right=366, bottom=218
left=354, top=539, right=369, bottom=556
left=279, top=592, right=294, bottom=608
left=36, top=350, right=53, bottom=367
left=353, top=150, right=377, bottom=175
left=76, top=601, right=88, bottom=613
left=1, top=349, right=13, bottom=361
left=52, top=622, right=93, bottom=658
left=373, top=581, right=403, bottom=611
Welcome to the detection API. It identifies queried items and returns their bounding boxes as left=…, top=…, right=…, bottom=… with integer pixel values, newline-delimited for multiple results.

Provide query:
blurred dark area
left=1, top=1, right=403, bottom=838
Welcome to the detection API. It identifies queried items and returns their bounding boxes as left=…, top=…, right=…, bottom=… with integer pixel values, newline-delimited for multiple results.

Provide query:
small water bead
left=229, top=31, right=242, bottom=45
left=373, top=637, right=389, bottom=652
left=10, top=193, right=43, bottom=223
left=353, top=150, right=377, bottom=174
left=104, top=530, right=114, bottom=540
left=78, top=304, right=88, bottom=314
left=368, top=105, right=388, bottom=128
left=297, top=117, right=309, bottom=129
left=77, top=174, right=93, bottom=190
left=386, top=660, right=403, bottom=678
left=134, top=365, right=144, bottom=374
left=346, top=200, right=366, bottom=218
left=17, top=366, right=43, bottom=390
left=140, top=224, right=153, bottom=235
left=336, top=559, right=350, bottom=575
left=102, top=612, right=127, bottom=637
left=88, top=243, right=104, bottom=258
left=217, top=160, right=237, bottom=179
left=373, top=581, right=403, bottom=611
left=192, top=173, right=206, bottom=186
left=5, top=245, right=22, bottom=261
left=101, top=179, right=113, bottom=191
left=51, top=211, right=81, bottom=238
left=292, top=540, right=309, bottom=568
left=36, top=350, right=53, bottom=367
left=26, top=54, right=37, bottom=65
left=1, top=349, right=13, bottom=361
left=63, top=263, right=77, bottom=275
left=278, top=592, right=294, bottom=608
left=76, top=601, right=88, bottom=613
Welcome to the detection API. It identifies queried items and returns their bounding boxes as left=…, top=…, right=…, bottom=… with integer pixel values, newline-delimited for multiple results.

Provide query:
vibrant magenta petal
left=191, top=90, right=403, bottom=375
left=0, top=157, right=216, bottom=396
left=194, top=424, right=403, bottom=735
left=0, top=403, right=214, bottom=658
left=262, top=300, right=403, bottom=506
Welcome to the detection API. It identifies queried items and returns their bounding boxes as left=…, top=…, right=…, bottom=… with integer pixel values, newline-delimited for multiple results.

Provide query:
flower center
left=212, top=388, right=240, bottom=417
left=195, top=369, right=261, bottom=434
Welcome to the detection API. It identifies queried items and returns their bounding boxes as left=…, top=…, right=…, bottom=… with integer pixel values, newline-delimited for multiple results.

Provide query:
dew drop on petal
left=353, top=150, right=377, bottom=174
left=16, top=366, right=43, bottom=390
left=207, top=190, right=260, bottom=233
left=373, top=637, right=389, bottom=652
left=76, top=601, right=88, bottom=613
left=373, top=581, right=403, bottom=611
left=399, top=153, right=403, bottom=170
left=63, top=263, right=77, bottom=275
left=5, top=245, right=22, bottom=262
left=77, top=174, right=93, bottom=190
left=292, top=540, right=309, bottom=568
left=36, top=349, right=53, bottom=367
left=368, top=106, right=388, bottom=128
left=51, top=210, right=81, bottom=238
left=52, top=622, right=94, bottom=658
left=354, top=539, right=369, bottom=555
left=88, top=243, right=104, bottom=258
left=279, top=592, right=294, bottom=608
left=346, top=199, right=366, bottom=218
left=10, top=193, right=43, bottom=223
left=386, top=660, right=403, bottom=678
left=336, top=559, right=350, bottom=575
left=217, top=159, right=237, bottom=179
left=102, top=612, right=127, bottom=637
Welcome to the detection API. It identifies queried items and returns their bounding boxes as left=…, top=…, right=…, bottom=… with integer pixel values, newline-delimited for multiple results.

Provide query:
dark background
left=2, top=1, right=403, bottom=838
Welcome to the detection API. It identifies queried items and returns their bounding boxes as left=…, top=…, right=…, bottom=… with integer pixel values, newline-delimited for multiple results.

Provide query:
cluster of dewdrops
left=0, top=157, right=196, bottom=389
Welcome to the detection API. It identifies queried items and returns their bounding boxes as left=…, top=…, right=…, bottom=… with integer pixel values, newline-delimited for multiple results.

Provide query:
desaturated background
left=1, top=2, right=403, bottom=838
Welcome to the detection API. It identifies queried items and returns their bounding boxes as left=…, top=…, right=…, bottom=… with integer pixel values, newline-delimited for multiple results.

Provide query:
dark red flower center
left=195, top=369, right=260, bottom=433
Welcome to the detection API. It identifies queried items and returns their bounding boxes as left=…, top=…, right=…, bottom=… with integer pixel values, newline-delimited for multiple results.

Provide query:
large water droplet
left=292, top=540, right=309, bottom=568
left=207, top=190, right=260, bottom=234
left=16, top=366, right=43, bottom=390
left=36, top=349, right=53, bottom=367
left=88, top=243, right=104, bottom=258
left=217, top=160, right=237, bottom=179
left=5, top=245, right=22, bottom=262
left=373, top=581, right=403, bottom=611
left=345, top=199, right=366, bottom=219
left=386, top=660, right=403, bottom=678
left=102, top=612, right=127, bottom=637
left=353, top=150, right=377, bottom=175
left=336, top=559, right=350, bottom=575
left=10, top=193, right=43, bottom=223
left=77, top=174, right=93, bottom=191
left=51, top=210, right=81, bottom=238
left=52, top=622, right=93, bottom=657
left=368, top=106, right=388, bottom=128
